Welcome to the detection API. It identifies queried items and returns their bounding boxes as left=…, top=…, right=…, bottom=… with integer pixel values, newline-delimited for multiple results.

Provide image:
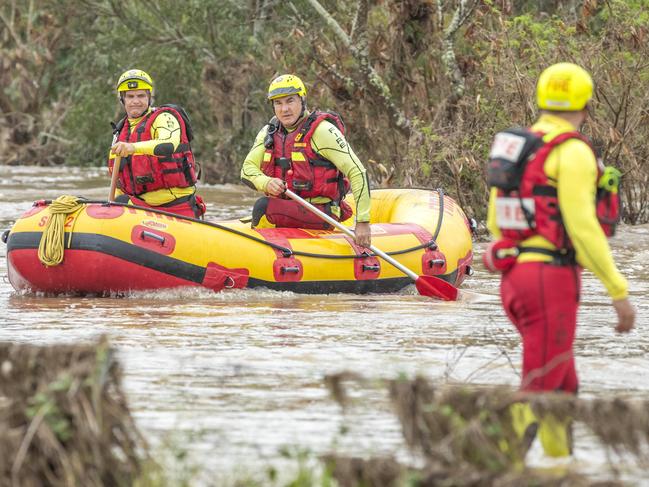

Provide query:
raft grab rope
left=37, top=196, right=86, bottom=266
left=37, top=188, right=446, bottom=261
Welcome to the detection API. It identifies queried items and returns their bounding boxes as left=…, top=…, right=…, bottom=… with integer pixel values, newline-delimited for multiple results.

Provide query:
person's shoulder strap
left=544, top=130, right=592, bottom=150
left=110, top=116, right=128, bottom=135
left=153, top=104, right=194, bottom=142
left=263, top=116, right=281, bottom=149
left=300, top=110, right=345, bottom=139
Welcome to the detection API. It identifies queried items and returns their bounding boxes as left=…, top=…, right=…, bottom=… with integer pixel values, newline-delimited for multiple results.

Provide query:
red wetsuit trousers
left=500, top=262, right=582, bottom=394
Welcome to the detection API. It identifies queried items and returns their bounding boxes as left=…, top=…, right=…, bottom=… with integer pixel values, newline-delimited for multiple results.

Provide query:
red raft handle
left=140, top=230, right=166, bottom=245
left=280, top=266, right=301, bottom=274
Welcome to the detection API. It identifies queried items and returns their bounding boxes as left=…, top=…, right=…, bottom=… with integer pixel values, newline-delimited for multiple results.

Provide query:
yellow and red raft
left=4, top=188, right=473, bottom=295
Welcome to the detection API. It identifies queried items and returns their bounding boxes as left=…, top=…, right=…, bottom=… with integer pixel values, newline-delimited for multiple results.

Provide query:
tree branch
left=303, top=0, right=351, bottom=45
left=301, top=0, right=417, bottom=137
left=252, top=0, right=271, bottom=40
left=0, top=8, right=25, bottom=50
left=350, top=0, right=368, bottom=45
left=442, top=0, right=478, bottom=105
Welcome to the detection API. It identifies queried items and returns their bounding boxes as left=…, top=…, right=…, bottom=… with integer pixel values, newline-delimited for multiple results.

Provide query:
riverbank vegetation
left=0, top=338, right=145, bottom=486
left=1, top=0, right=648, bottom=222
left=2, top=339, right=648, bottom=485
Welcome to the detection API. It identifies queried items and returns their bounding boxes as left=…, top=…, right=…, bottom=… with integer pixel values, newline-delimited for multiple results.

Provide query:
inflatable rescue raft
left=3, top=188, right=473, bottom=295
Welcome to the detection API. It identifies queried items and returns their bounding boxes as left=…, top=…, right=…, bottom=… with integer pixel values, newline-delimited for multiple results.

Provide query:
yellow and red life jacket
left=487, top=128, right=620, bottom=250
left=261, top=110, right=350, bottom=202
left=109, top=105, right=198, bottom=196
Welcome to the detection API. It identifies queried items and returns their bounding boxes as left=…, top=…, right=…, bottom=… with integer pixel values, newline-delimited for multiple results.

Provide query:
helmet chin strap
left=146, top=92, right=153, bottom=113
left=299, top=96, right=306, bottom=119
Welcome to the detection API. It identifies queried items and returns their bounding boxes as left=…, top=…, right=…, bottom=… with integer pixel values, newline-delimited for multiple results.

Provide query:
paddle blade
left=415, top=275, right=458, bottom=301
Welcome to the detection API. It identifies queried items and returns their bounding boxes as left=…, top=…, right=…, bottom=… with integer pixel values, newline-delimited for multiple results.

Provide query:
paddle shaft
left=109, top=155, right=122, bottom=202
left=284, top=189, right=419, bottom=281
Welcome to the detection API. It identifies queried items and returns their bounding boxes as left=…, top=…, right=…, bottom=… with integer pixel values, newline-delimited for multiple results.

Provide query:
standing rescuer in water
left=109, top=69, right=205, bottom=218
left=484, top=62, right=636, bottom=457
left=240, top=74, right=372, bottom=248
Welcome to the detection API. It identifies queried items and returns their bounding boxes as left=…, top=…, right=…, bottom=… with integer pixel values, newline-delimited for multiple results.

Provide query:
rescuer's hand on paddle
left=354, top=221, right=371, bottom=248
left=111, top=142, right=136, bottom=157
left=613, top=298, right=636, bottom=333
left=265, top=177, right=286, bottom=197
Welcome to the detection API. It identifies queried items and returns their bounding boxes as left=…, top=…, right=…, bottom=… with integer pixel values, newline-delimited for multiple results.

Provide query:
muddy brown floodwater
left=1, top=165, right=647, bottom=484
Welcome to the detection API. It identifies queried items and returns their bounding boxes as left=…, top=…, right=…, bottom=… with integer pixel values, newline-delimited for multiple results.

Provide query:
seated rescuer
left=240, top=74, right=372, bottom=248
left=485, top=62, right=636, bottom=457
left=109, top=69, right=205, bottom=218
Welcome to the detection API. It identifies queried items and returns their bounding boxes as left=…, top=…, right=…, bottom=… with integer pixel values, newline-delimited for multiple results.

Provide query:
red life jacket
left=487, top=128, right=620, bottom=250
left=261, top=110, right=350, bottom=202
left=109, top=105, right=198, bottom=196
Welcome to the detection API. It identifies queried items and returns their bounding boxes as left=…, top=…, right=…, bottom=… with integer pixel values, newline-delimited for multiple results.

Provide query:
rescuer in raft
left=108, top=69, right=206, bottom=218
left=240, top=74, right=372, bottom=248
left=484, top=62, right=636, bottom=457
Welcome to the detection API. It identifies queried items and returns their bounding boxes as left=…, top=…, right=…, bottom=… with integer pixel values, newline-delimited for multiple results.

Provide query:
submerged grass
left=0, top=336, right=146, bottom=487
left=2, top=339, right=647, bottom=486
left=324, top=373, right=649, bottom=486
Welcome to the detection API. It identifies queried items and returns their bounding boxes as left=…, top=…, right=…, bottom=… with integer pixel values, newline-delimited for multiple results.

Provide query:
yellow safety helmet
left=116, top=69, right=154, bottom=95
left=536, top=63, right=593, bottom=111
left=267, top=74, right=306, bottom=101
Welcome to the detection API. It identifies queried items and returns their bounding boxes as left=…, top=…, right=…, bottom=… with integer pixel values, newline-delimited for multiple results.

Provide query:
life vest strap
left=531, top=185, right=557, bottom=197
left=518, top=246, right=576, bottom=266
left=309, top=158, right=337, bottom=168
